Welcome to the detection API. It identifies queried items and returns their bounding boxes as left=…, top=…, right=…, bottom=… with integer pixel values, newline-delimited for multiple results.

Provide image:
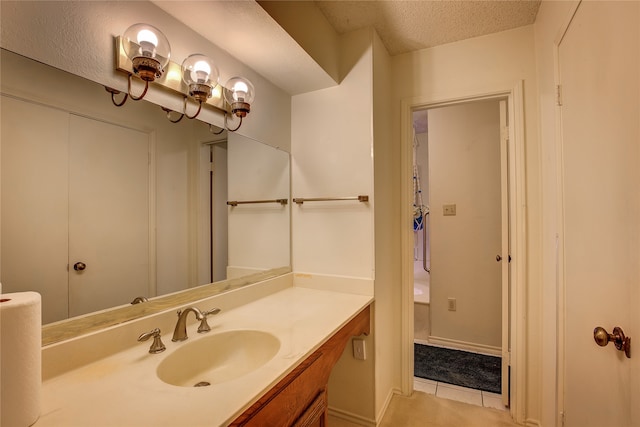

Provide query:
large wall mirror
left=0, top=49, right=291, bottom=344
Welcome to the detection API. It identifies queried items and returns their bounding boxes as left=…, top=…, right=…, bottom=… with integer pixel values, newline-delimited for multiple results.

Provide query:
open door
left=558, top=2, right=639, bottom=425
left=499, top=100, right=510, bottom=407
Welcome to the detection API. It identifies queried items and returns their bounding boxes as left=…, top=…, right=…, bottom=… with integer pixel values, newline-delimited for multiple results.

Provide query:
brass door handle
left=593, top=326, right=631, bottom=358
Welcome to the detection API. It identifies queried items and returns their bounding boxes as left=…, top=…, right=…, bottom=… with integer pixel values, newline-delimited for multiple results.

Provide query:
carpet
left=414, top=344, right=501, bottom=394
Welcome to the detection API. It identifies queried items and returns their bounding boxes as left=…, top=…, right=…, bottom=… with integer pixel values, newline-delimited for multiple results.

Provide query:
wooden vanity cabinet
left=230, top=305, right=371, bottom=427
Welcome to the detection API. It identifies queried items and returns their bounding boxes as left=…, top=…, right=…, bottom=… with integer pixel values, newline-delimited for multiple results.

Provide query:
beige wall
left=428, top=100, right=503, bottom=350
left=0, top=0, right=291, bottom=152
left=391, top=26, right=541, bottom=423
left=372, top=29, right=400, bottom=421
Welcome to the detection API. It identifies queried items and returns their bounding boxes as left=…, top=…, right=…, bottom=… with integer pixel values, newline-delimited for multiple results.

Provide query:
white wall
left=428, top=100, right=502, bottom=350
left=227, top=133, right=290, bottom=276
left=291, top=28, right=376, bottom=422
left=371, top=29, right=399, bottom=421
left=291, top=29, right=375, bottom=282
left=391, top=26, right=541, bottom=423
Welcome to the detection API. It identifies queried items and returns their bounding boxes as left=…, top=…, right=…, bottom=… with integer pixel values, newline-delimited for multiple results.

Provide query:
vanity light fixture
left=223, top=77, right=255, bottom=131
left=108, top=23, right=254, bottom=132
left=108, top=23, right=171, bottom=106
left=181, top=54, right=219, bottom=118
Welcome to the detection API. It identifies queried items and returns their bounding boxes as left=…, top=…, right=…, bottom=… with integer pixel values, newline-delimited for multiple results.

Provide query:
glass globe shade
left=223, top=77, right=255, bottom=105
left=181, top=54, right=219, bottom=88
left=122, top=23, right=171, bottom=69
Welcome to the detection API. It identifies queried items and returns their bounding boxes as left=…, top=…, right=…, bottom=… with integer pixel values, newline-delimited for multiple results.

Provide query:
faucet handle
left=197, top=308, right=221, bottom=333
left=138, top=328, right=166, bottom=354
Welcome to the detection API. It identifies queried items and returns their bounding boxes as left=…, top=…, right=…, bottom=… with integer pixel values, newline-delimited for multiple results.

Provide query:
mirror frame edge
left=42, top=266, right=291, bottom=346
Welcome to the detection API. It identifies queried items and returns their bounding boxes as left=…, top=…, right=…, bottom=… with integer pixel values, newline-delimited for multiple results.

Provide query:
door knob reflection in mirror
left=73, top=262, right=87, bottom=272
left=593, top=326, right=631, bottom=358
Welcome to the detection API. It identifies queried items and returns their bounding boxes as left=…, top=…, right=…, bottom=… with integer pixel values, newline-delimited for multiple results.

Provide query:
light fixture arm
left=128, top=74, right=150, bottom=101
left=106, top=87, right=128, bottom=107
left=183, top=97, right=203, bottom=120
left=162, top=107, right=185, bottom=123
left=209, top=124, right=224, bottom=135
left=225, top=114, right=243, bottom=132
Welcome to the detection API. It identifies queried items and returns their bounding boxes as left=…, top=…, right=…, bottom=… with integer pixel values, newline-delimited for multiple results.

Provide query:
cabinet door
left=293, top=390, right=327, bottom=427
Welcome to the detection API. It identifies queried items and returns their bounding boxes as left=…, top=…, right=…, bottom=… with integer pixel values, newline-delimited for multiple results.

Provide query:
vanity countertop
left=35, top=286, right=373, bottom=427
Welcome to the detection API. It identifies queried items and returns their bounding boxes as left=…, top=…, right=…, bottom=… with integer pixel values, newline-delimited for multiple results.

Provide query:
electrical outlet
left=448, top=298, right=457, bottom=311
left=443, top=204, right=457, bottom=216
left=352, top=339, right=366, bottom=360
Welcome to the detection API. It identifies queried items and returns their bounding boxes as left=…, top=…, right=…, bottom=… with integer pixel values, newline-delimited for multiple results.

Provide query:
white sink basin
left=157, top=330, right=280, bottom=387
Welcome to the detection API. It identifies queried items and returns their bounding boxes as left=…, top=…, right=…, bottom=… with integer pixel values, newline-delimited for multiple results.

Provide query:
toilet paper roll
left=1, top=292, right=41, bottom=427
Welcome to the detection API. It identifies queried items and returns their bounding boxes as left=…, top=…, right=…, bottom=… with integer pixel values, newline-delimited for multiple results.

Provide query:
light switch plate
left=443, top=204, right=457, bottom=216
left=353, top=338, right=366, bottom=360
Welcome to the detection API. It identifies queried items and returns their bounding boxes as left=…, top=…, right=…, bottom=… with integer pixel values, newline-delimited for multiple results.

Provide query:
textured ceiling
left=315, top=0, right=541, bottom=56
left=155, top=1, right=542, bottom=96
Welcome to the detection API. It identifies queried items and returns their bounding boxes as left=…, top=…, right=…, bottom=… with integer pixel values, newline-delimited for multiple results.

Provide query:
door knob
left=73, top=262, right=87, bottom=271
left=593, top=326, right=631, bottom=358
left=496, top=255, right=502, bottom=262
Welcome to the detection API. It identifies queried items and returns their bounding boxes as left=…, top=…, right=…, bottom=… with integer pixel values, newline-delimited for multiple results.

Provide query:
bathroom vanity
left=231, top=305, right=370, bottom=426
left=36, top=274, right=372, bottom=426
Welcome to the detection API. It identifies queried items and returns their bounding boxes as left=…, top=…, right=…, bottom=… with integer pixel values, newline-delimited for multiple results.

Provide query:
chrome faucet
left=138, top=328, right=166, bottom=354
left=172, top=306, right=221, bottom=342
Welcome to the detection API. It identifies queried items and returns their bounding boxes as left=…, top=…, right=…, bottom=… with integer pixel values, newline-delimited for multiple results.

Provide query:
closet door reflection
left=68, top=115, right=151, bottom=318
left=1, top=95, right=69, bottom=323
left=1, top=96, right=152, bottom=322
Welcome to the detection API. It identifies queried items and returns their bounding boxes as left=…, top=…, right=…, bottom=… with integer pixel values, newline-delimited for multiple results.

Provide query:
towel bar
left=292, top=195, right=369, bottom=205
left=227, top=199, right=288, bottom=207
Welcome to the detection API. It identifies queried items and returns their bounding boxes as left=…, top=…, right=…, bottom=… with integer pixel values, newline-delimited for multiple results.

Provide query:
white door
left=68, top=115, right=150, bottom=317
left=1, top=96, right=70, bottom=323
left=559, top=2, right=639, bottom=426
left=499, top=100, right=510, bottom=406
left=427, top=99, right=506, bottom=398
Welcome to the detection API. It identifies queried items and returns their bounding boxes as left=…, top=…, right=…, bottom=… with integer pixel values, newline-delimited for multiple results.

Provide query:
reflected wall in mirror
left=0, top=49, right=291, bottom=330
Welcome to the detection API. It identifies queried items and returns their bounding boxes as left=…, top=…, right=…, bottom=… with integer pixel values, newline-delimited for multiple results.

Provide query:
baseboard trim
left=375, top=387, right=400, bottom=423
left=426, top=335, right=502, bottom=357
left=328, top=407, right=376, bottom=427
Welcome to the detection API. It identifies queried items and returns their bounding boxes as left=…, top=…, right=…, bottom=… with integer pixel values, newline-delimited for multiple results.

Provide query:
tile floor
left=328, top=378, right=512, bottom=427
left=412, top=377, right=506, bottom=411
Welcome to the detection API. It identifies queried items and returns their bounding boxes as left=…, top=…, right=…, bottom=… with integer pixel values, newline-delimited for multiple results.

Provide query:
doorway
left=197, top=139, right=229, bottom=286
left=400, top=84, right=527, bottom=422
left=411, top=99, right=508, bottom=408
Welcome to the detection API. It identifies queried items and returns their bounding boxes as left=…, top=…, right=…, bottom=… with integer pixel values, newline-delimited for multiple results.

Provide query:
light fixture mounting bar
left=113, top=36, right=229, bottom=115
